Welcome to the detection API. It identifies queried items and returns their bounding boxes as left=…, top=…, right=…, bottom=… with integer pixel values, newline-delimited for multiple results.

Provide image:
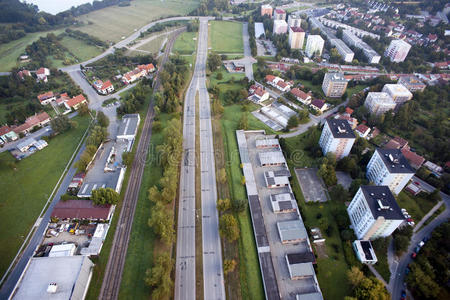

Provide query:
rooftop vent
left=377, top=199, right=390, bottom=210
left=388, top=154, right=399, bottom=163
left=47, top=283, right=58, bottom=294
left=337, top=126, right=347, bottom=133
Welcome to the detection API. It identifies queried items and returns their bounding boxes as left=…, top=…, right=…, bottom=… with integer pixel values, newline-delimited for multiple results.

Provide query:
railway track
left=98, top=28, right=185, bottom=300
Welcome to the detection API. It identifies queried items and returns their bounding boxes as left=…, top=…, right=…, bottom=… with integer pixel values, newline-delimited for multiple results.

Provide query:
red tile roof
left=275, top=8, right=285, bottom=14
left=265, top=75, right=276, bottom=82
left=277, top=80, right=288, bottom=88
left=291, top=88, right=309, bottom=100
left=254, top=87, right=266, bottom=97
left=13, top=112, right=50, bottom=134
left=51, top=200, right=112, bottom=220
left=401, top=149, right=425, bottom=169
left=137, top=63, right=155, bottom=72
left=37, top=91, right=54, bottom=102
left=36, top=67, right=47, bottom=75
left=393, top=136, right=408, bottom=148
left=356, top=124, right=370, bottom=134
left=0, top=125, right=11, bottom=136
left=66, top=94, right=86, bottom=108
left=345, top=107, right=354, bottom=115
left=101, top=80, right=112, bottom=90
left=291, top=26, right=304, bottom=32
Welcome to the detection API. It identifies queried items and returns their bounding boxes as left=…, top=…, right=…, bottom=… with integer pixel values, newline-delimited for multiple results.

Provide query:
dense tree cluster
left=347, top=266, right=390, bottom=300
left=117, top=80, right=152, bottom=115
left=64, top=29, right=108, bottom=48
left=50, top=115, right=77, bottom=133
left=406, top=223, right=450, bottom=299
left=145, top=253, right=174, bottom=299
left=91, top=187, right=119, bottom=205
left=192, top=0, right=229, bottom=16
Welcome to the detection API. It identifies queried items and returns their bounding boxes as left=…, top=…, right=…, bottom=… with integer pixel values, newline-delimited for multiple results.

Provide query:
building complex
left=319, top=119, right=356, bottom=160
left=322, top=72, right=348, bottom=97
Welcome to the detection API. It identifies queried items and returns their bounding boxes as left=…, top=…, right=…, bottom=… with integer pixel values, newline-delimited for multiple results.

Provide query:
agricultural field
left=136, top=34, right=168, bottom=54
left=0, top=29, right=65, bottom=72
left=59, top=36, right=103, bottom=62
left=75, top=0, right=200, bottom=43
left=172, top=32, right=198, bottom=55
left=209, top=21, right=244, bottom=54
left=0, top=115, right=91, bottom=276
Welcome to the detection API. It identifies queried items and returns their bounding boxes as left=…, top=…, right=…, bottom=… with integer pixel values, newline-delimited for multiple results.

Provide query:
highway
left=198, top=20, right=226, bottom=300
left=98, top=29, right=181, bottom=300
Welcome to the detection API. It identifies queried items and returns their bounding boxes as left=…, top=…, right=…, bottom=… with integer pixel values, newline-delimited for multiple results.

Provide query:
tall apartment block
left=261, top=4, right=273, bottom=17
left=364, top=92, right=396, bottom=115
left=289, top=27, right=305, bottom=49
left=274, top=8, right=286, bottom=20
left=322, top=72, right=348, bottom=97
left=384, top=39, right=411, bottom=63
left=347, top=185, right=405, bottom=240
left=319, top=119, right=356, bottom=160
left=287, top=14, right=302, bottom=27
left=366, top=148, right=415, bottom=195
left=305, top=35, right=324, bottom=58
left=273, top=20, right=288, bottom=35
left=382, top=84, right=413, bottom=106
left=330, top=38, right=355, bottom=63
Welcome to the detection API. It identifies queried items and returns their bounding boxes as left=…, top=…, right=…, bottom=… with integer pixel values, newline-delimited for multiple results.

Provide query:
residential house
left=37, top=91, right=56, bottom=105
left=93, top=80, right=115, bottom=95
left=13, top=112, right=51, bottom=135
left=121, top=63, right=155, bottom=85
left=55, top=92, right=71, bottom=106
left=310, top=99, right=328, bottom=112
left=17, top=70, right=31, bottom=80
left=36, top=67, right=50, bottom=82
left=401, top=148, right=425, bottom=170
left=290, top=88, right=312, bottom=105
left=248, top=85, right=269, bottom=103
left=64, top=94, right=87, bottom=110
left=355, top=124, right=371, bottom=138
left=0, top=125, right=19, bottom=143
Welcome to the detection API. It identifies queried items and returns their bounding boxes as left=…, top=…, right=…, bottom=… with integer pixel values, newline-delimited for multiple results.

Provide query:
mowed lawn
left=209, top=21, right=243, bottom=53
left=0, top=29, right=65, bottom=72
left=137, top=34, right=168, bottom=54
left=59, top=36, right=103, bottom=62
left=0, top=115, right=90, bottom=275
left=173, top=32, right=198, bottom=55
left=76, top=0, right=200, bottom=43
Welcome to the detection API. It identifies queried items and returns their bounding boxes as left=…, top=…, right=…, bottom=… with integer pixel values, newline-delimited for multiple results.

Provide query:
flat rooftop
left=360, top=185, right=405, bottom=220
left=277, top=219, right=308, bottom=242
left=11, top=256, right=93, bottom=300
left=324, top=72, right=346, bottom=82
left=259, top=151, right=287, bottom=166
left=264, top=171, right=290, bottom=187
left=325, top=118, right=355, bottom=139
left=376, top=148, right=415, bottom=174
left=255, top=138, right=280, bottom=148
left=270, top=193, right=297, bottom=213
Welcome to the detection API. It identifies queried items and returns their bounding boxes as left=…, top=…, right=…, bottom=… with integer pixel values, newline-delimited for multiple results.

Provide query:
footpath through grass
left=209, top=21, right=244, bottom=54
left=0, top=114, right=90, bottom=275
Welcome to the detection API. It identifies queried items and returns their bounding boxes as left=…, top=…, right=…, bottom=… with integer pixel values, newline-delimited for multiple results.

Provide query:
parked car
left=401, top=208, right=407, bottom=212
left=408, top=221, right=415, bottom=226
left=419, top=241, right=425, bottom=247
left=411, top=252, right=417, bottom=259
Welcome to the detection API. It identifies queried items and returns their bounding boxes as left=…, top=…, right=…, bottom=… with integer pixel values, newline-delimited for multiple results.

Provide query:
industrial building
left=347, top=185, right=404, bottom=240
left=285, top=253, right=316, bottom=280
left=366, top=148, right=415, bottom=195
left=319, top=119, right=356, bottom=160
left=116, top=113, right=140, bottom=141
left=264, top=170, right=290, bottom=188
left=277, top=219, right=308, bottom=244
left=270, top=192, right=297, bottom=213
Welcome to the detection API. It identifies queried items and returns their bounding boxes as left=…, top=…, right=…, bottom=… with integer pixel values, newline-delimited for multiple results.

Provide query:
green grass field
left=0, top=115, right=91, bottom=275
left=137, top=34, right=167, bottom=54
left=173, top=32, right=198, bottom=55
left=76, top=0, right=199, bottom=43
left=209, top=21, right=243, bottom=54
left=59, top=36, right=103, bottom=61
left=0, top=29, right=65, bottom=72
left=396, top=191, right=438, bottom=222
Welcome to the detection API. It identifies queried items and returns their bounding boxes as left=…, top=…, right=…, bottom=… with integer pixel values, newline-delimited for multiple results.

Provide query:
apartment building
left=364, top=92, right=396, bottom=115
left=289, top=26, right=305, bottom=49
left=319, top=119, right=356, bottom=160
left=288, top=14, right=302, bottom=27
left=305, top=35, right=324, bottom=58
left=398, top=75, right=426, bottom=92
left=366, top=148, right=415, bottom=195
left=384, top=39, right=411, bottom=62
left=273, top=19, right=288, bottom=34
left=382, top=84, right=413, bottom=106
left=342, top=30, right=381, bottom=64
left=261, top=4, right=273, bottom=17
left=322, top=72, right=348, bottom=97
left=347, top=185, right=404, bottom=240
left=330, top=38, right=355, bottom=63
left=274, top=8, right=286, bottom=20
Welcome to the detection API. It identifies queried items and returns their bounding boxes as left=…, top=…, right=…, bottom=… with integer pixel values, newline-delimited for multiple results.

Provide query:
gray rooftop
left=326, top=118, right=356, bottom=139
left=296, top=292, right=324, bottom=300
left=277, top=219, right=308, bottom=242
left=360, top=185, right=405, bottom=220
left=11, top=256, right=93, bottom=300
left=116, top=114, right=140, bottom=139
left=324, top=72, right=346, bottom=82
left=376, top=148, right=415, bottom=174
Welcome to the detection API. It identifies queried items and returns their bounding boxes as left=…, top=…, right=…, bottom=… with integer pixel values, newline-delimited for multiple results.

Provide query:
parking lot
left=295, top=168, right=328, bottom=203
left=336, top=171, right=353, bottom=190
left=242, top=131, right=322, bottom=299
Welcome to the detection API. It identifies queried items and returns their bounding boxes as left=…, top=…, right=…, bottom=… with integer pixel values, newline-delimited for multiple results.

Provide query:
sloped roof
left=51, top=200, right=112, bottom=220
left=66, top=94, right=86, bottom=108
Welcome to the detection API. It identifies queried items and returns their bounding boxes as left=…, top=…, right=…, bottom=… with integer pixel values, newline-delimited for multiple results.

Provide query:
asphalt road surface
left=390, top=192, right=449, bottom=299
left=198, top=20, right=226, bottom=300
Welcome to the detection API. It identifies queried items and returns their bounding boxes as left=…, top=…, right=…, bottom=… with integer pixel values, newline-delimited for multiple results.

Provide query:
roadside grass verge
left=396, top=191, right=438, bottom=223
left=173, top=32, right=198, bottom=55
left=0, top=115, right=90, bottom=275
left=418, top=203, right=445, bottom=230
left=209, top=21, right=244, bottom=54
left=372, top=237, right=391, bottom=282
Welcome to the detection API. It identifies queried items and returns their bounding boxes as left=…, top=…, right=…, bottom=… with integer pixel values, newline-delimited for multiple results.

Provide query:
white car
left=408, top=221, right=415, bottom=226
left=401, top=208, right=407, bottom=212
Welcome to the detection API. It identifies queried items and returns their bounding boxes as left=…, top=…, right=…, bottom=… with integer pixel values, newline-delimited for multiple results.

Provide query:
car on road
left=419, top=241, right=425, bottom=247
left=411, top=252, right=417, bottom=259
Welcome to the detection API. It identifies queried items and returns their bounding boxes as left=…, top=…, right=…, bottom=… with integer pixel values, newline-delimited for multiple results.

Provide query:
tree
left=347, top=266, right=365, bottom=287
left=78, top=103, right=89, bottom=115
left=219, top=214, right=239, bottom=241
left=318, top=163, right=337, bottom=187
left=216, top=72, right=223, bottom=80
left=145, top=253, right=174, bottom=299
left=87, top=125, right=107, bottom=146
left=91, top=188, right=119, bottom=205
left=148, top=202, right=175, bottom=244
left=330, top=185, right=349, bottom=203
left=232, top=198, right=247, bottom=213
left=287, top=115, right=299, bottom=129
left=217, top=168, right=227, bottom=184
left=97, top=111, right=109, bottom=128
left=122, top=151, right=133, bottom=167
left=207, top=53, right=222, bottom=71
left=217, top=198, right=231, bottom=212
left=50, top=115, right=72, bottom=133
left=223, top=259, right=236, bottom=275
left=238, top=113, right=248, bottom=130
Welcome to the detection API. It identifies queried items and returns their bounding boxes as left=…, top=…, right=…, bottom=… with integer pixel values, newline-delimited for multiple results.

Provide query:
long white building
left=305, top=35, right=324, bottom=58
left=342, top=30, right=381, bottom=64
left=384, top=39, right=411, bottom=63
left=330, top=38, right=354, bottom=63
left=319, top=119, right=355, bottom=160
left=364, top=92, right=396, bottom=115
left=366, top=148, right=415, bottom=195
left=347, top=185, right=405, bottom=240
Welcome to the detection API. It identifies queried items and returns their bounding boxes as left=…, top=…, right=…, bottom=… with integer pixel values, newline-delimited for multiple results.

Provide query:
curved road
left=389, top=192, right=450, bottom=299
